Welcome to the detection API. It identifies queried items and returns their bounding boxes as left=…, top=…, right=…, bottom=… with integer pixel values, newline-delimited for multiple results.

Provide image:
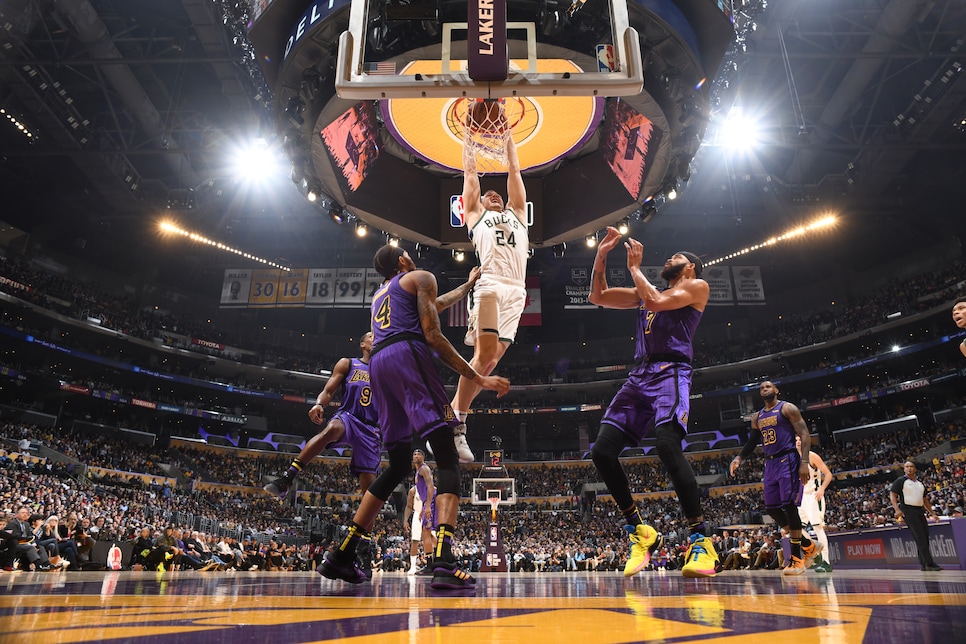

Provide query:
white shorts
left=465, top=275, right=526, bottom=346
left=411, top=498, right=423, bottom=541
left=798, top=491, right=826, bottom=527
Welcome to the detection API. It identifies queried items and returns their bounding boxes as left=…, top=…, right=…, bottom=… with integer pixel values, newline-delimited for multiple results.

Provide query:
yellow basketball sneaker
left=623, top=523, right=662, bottom=577
left=801, top=539, right=823, bottom=569
left=681, top=534, right=719, bottom=578
left=782, top=555, right=807, bottom=576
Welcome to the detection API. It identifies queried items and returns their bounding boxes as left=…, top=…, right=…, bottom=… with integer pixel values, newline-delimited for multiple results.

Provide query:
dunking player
left=403, top=450, right=437, bottom=574
left=795, top=434, right=834, bottom=572
left=448, top=130, right=529, bottom=462
left=588, top=227, right=719, bottom=578
left=730, top=381, right=823, bottom=575
left=320, top=245, right=509, bottom=589
left=952, top=299, right=966, bottom=357
left=264, top=332, right=379, bottom=500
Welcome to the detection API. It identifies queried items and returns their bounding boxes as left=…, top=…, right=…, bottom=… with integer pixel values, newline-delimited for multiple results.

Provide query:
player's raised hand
left=624, top=237, right=644, bottom=269
left=597, top=226, right=624, bottom=254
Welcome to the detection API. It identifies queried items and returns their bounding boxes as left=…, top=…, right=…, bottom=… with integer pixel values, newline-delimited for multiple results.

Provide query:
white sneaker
left=454, top=424, right=474, bottom=463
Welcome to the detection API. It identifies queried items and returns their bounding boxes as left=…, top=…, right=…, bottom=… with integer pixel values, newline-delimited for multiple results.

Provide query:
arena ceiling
left=0, top=0, right=965, bottom=296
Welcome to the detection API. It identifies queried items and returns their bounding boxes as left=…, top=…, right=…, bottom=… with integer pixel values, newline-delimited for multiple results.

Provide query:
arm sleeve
left=738, top=433, right=759, bottom=459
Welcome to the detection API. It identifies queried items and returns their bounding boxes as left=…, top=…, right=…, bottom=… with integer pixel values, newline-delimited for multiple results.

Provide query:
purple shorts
left=763, top=451, right=804, bottom=509
left=370, top=339, right=458, bottom=449
left=335, top=412, right=381, bottom=477
left=601, top=362, right=693, bottom=442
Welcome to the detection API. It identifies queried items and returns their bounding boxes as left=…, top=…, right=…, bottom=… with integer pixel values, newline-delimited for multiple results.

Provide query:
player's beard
left=761, top=393, right=777, bottom=403
left=660, top=261, right=685, bottom=281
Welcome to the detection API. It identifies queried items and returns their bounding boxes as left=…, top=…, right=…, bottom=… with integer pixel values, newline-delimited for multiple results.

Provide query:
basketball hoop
left=488, top=495, right=501, bottom=522
left=464, top=98, right=511, bottom=175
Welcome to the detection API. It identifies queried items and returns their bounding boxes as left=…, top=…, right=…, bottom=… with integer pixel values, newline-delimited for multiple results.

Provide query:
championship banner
left=704, top=265, right=735, bottom=306
left=248, top=269, right=282, bottom=307
left=564, top=267, right=595, bottom=309
left=520, top=276, right=542, bottom=326
left=220, top=269, right=252, bottom=307
left=732, top=266, right=765, bottom=304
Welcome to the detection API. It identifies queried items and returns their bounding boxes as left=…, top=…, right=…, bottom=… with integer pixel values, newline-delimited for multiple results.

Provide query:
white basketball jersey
left=470, top=208, right=529, bottom=282
left=807, top=456, right=823, bottom=492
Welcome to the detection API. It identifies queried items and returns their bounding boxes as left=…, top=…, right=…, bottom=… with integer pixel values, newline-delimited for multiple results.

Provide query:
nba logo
left=490, top=526, right=498, bottom=541
left=596, top=44, right=615, bottom=72
left=450, top=195, right=465, bottom=227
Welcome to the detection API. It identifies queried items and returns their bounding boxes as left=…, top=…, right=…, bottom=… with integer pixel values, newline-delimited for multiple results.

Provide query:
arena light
left=616, top=219, right=629, bottom=235
left=387, top=235, right=400, bottom=247
left=355, top=221, right=367, bottom=237
left=0, top=108, right=34, bottom=140
left=717, top=106, right=759, bottom=150
left=158, top=221, right=291, bottom=271
left=329, top=207, right=345, bottom=225
left=553, top=243, right=567, bottom=258
left=453, top=249, right=465, bottom=262
left=585, top=233, right=598, bottom=248
left=230, top=137, right=283, bottom=183
left=705, top=214, right=838, bottom=266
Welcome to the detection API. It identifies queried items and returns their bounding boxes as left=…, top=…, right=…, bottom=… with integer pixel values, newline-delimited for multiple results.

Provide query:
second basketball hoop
left=464, top=98, right=511, bottom=175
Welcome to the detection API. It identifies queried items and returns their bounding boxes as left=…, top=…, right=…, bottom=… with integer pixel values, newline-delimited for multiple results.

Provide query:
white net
left=464, top=98, right=511, bottom=175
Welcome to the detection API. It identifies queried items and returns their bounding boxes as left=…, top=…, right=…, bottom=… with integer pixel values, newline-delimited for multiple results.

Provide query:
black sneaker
left=318, top=552, right=367, bottom=584
left=263, top=477, right=291, bottom=499
left=430, top=561, right=476, bottom=590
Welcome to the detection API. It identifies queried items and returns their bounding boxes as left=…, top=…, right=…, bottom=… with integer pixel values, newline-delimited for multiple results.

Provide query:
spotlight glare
left=706, top=214, right=841, bottom=265
left=157, top=221, right=290, bottom=271
left=586, top=234, right=598, bottom=248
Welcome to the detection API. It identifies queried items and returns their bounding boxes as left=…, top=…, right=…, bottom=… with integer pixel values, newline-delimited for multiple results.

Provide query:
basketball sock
left=621, top=504, right=644, bottom=527
left=800, top=534, right=813, bottom=548
left=434, top=524, right=456, bottom=562
left=790, top=537, right=803, bottom=559
left=688, top=521, right=708, bottom=537
left=336, top=523, right=369, bottom=559
left=285, top=458, right=305, bottom=480
left=410, top=555, right=417, bottom=570
left=453, top=410, right=468, bottom=423
left=814, top=526, right=829, bottom=555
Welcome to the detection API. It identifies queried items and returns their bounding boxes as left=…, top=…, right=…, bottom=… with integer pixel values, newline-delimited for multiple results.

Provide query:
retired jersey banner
left=223, top=267, right=389, bottom=309
left=732, top=266, right=766, bottom=304
left=704, top=265, right=735, bottom=306
left=276, top=269, right=308, bottom=307
left=520, top=276, right=542, bottom=326
left=220, top=269, right=252, bottom=307
left=248, top=269, right=282, bottom=307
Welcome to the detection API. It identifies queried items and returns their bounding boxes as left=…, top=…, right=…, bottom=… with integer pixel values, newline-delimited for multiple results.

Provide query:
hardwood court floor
left=3, top=568, right=965, bottom=643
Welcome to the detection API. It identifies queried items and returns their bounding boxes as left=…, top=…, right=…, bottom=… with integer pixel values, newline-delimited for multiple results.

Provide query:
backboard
left=334, top=0, right=642, bottom=99
left=471, top=477, right=517, bottom=506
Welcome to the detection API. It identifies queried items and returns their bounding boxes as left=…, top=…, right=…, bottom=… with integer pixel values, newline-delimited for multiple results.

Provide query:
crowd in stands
left=3, top=253, right=965, bottom=399
left=3, top=411, right=964, bottom=573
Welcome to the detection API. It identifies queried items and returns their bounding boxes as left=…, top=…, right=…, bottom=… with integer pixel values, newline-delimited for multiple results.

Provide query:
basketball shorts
left=763, top=452, right=805, bottom=509
left=370, top=339, right=458, bottom=449
left=468, top=275, right=526, bottom=345
left=798, top=488, right=825, bottom=527
left=335, top=412, right=381, bottom=477
left=600, top=362, right=693, bottom=443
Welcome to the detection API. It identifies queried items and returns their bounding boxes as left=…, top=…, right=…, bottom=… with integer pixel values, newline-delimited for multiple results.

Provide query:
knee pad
left=590, top=425, right=625, bottom=470
left=653, top=423, right=685, bottom=462
left=367, top=444, right=411, bottom=501
left=768, top=507, right=789, bottom=528
left=784, top=505, right=804, bottom=531
left=427, top=427, right=461, bottom=496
